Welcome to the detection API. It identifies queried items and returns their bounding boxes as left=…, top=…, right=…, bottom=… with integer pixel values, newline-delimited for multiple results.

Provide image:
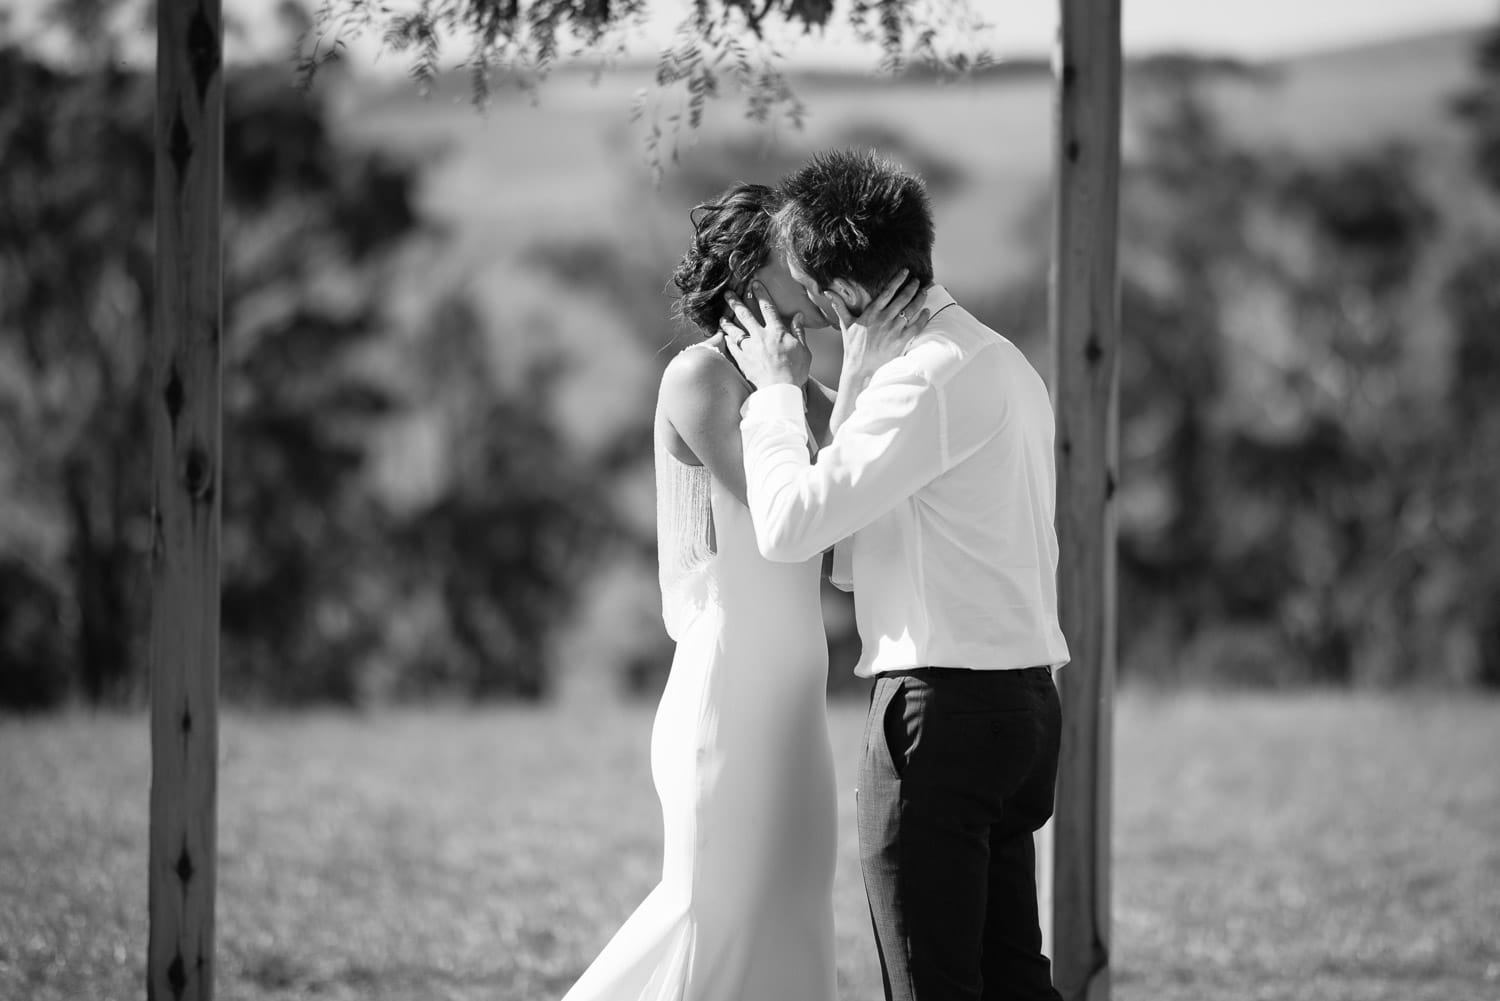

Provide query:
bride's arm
left=659, top=346, right=754, bottom=507
left=826, top=364, right=872, bottom=440
left=804, top=379, right=845, bottom=579
left=805, top=378, right=837, bottom=451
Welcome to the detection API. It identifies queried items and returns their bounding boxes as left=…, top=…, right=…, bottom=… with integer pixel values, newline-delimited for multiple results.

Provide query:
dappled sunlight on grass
left=2, top=692, right=1498, bottom=1000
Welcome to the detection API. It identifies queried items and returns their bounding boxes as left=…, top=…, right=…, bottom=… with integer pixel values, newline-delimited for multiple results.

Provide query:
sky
left=659, top=0, right=1499, bottom=64
left=1000, top=0, right=1490, bottom=58
left=6, top=0, right=1497, bottom=68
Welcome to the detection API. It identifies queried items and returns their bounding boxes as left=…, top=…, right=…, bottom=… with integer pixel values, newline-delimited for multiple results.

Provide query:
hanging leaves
left=295, top=0, right=994, bottom=174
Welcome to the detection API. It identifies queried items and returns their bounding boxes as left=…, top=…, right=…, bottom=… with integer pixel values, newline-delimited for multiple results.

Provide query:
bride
left=557, top=181, right=922, bottom=1001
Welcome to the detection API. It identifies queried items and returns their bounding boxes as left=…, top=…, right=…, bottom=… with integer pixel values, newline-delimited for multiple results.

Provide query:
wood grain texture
left=1047, top=1, right=1121, bottom=999
left=149, top=0, right=223, bottom=998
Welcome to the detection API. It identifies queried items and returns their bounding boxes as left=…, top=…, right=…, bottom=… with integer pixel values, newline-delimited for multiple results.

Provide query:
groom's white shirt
left=739, top=285, right=1071, bottom=677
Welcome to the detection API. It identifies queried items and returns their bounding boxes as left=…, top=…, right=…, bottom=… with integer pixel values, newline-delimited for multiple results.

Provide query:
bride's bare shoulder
left=660, top=337, right=746, bottom=409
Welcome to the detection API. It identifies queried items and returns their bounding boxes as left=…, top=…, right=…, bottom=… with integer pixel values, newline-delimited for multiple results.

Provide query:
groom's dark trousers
left=858, top=666, right=1063, bottom=1001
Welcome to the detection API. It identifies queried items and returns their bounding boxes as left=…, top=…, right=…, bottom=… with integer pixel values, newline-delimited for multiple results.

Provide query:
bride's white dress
left=560, top=345, right=839, bottom=1001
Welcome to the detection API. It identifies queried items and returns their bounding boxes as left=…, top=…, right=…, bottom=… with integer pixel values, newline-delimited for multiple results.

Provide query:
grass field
left=2, top=692, right=1498, bottom=1001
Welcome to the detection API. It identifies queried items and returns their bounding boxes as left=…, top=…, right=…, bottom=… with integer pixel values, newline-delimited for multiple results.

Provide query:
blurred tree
left=0, top=40, right=621, bottom=705
left=1453, top=10, right=1500, bottom=196
left=0, top=48, right=413, bottom=705
left=1440, top=248, right=1500, bottom=686
left=1104, top=62, right=1296, bottom=682
left=1115, top=62, right=1271, bottom=644
left=1094, top=62, right=1458, bottom=685
left=0, top=50, right=154, bottom=707
left=382, top=293, right=619, bottom=700
left=215, top=63, right=422, bottom=703
left=1443, top=10, right=1500, bottom=685
left=1257, top=145, right=1446, bottom=684
left=975, top=48, right=1497, bottom=689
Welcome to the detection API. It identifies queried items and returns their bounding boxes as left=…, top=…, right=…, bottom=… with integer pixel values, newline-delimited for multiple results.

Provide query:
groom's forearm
left=740, top=375, right=944, bottom=564
left=740, top=387, right=834, bottom=563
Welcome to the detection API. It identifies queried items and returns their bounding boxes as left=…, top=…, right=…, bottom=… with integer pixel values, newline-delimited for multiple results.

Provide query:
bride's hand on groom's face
left=830, top=269, right=930, bottom=376
left=722, top=283, right=812, bottom=389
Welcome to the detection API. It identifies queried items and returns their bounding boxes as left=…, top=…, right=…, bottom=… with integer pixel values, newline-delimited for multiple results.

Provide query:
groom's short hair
left=776, top=148, right=935, bottom=295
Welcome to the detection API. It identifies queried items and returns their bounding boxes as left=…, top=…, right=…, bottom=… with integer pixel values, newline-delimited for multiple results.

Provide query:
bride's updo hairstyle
left=670, top=183, right=783, bottom=336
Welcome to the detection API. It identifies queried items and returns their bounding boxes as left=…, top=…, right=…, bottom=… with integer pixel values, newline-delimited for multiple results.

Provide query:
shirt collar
left=924, top=283, right=956, bottom=316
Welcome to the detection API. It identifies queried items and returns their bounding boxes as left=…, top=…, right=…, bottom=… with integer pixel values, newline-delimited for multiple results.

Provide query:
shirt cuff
left=829, top=540, right=854, bottom=592
left=740, top=383, right=807, bottom=425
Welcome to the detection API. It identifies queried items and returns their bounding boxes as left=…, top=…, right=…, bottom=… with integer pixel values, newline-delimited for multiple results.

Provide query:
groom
left=724, top=148, right=1071, bottom=1001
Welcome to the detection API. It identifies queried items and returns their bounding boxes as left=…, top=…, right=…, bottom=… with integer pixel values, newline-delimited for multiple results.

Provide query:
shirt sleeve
left=738, top=363, right=951, bottom=563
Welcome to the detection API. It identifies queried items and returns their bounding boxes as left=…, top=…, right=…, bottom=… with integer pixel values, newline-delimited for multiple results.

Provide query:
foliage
left=1098, top=55, right=1500, bottom=686
left=0, top=48, right=402, bottom=706
left=1443, top=16, right=1500, bottom=683
left=0, top=50, right=153, bottom=707
left=1439, top=247, right=1500, bottom=685
left=296, top=0, right=995, bottom=176
left=0, top=557, right=69, bottom=710
left=0, top=45, right=621, bottom=706
left=212, top=64, right=427, bottom=703
left=381, top=293, right=623, bottom=700
left=1452, top=12, right=1500, bottom=198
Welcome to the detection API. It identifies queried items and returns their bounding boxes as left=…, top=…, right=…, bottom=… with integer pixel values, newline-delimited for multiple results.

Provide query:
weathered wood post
left=149, top=0, right=223, bottom=996
left=1047, top=0, right=1121, bottom=999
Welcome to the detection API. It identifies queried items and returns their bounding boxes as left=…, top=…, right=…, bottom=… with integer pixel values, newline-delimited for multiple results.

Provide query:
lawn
left=2, top=692, right=1498, bottom=1001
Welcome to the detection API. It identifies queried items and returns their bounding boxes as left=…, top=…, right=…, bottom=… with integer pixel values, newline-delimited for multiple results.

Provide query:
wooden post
left=1047, top=0, right=1121, bottom=999
left=149, top=0, right=223, bottom=997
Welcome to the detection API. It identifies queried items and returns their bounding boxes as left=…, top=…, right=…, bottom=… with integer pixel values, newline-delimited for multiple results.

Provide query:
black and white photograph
left=2, top=1, right=1498, bottom=1000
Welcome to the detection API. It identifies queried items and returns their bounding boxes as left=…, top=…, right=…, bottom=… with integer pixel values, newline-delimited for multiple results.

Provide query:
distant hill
left=1213, top=27, right=1480, bottom=154
left=343, top=24, right=1486, bottom=290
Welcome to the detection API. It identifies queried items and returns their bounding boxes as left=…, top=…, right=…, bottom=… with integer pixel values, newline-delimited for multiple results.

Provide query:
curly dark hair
left=776, top=148, right=934, bottom=294
left=670, top=183, right=783, bottom=335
